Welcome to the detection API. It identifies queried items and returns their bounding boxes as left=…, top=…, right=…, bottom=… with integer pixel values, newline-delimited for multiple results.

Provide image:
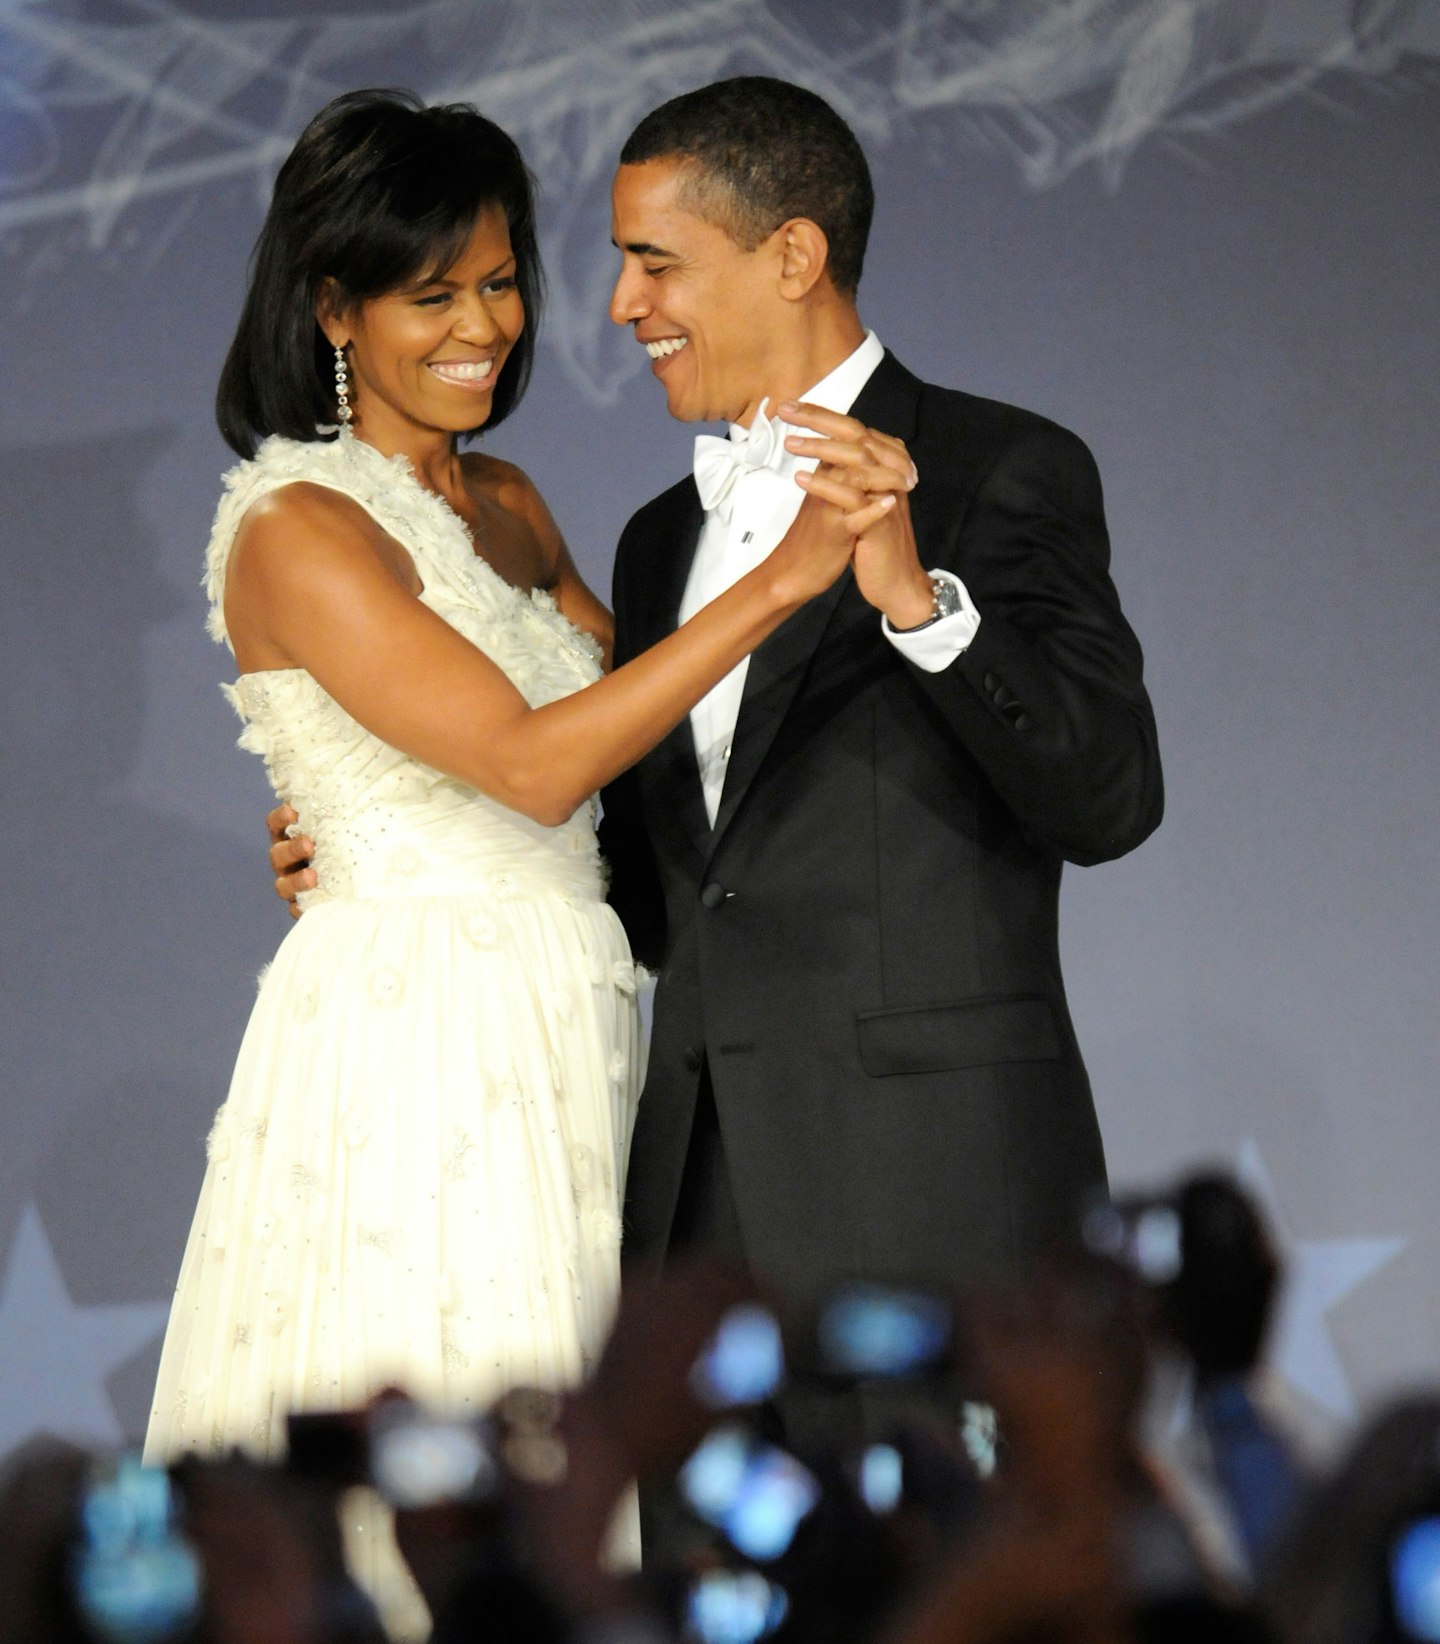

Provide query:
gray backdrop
left=2, top=0, right=1437, bottom=1456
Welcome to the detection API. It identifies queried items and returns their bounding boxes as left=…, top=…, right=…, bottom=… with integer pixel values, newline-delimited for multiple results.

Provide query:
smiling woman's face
left=326, top=203, right=525, bottom=445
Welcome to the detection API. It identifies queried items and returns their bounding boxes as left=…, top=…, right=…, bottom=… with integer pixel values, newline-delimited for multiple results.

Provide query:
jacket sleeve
left=908, top=412, right=1163, bottom=865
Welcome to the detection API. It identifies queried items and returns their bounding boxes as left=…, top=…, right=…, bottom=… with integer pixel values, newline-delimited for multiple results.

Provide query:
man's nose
left=609, top=263, right=647, bottom=327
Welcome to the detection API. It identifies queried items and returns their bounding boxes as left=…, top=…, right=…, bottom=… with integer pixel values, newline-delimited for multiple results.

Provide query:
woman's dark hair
left=217, top=88, right=543, bottom=457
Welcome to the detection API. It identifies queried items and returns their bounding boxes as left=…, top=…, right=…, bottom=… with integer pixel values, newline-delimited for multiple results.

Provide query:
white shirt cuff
left=881, top=570, right=980, bottom=673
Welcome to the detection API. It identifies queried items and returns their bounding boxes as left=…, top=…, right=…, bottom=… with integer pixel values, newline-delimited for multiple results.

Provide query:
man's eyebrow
left=612, top=238, right=676, bottom=258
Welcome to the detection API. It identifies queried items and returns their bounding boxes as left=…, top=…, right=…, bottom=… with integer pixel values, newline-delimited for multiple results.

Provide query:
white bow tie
left=692, top=400, right=794, bottom=524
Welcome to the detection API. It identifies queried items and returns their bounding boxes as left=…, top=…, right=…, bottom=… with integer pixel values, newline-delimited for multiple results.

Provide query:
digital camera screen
left=1082, top=1201, right=1184, bottom=1284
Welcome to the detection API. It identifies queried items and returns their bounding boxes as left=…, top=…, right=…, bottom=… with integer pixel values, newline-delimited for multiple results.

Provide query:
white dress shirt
left=681, top=331, right=980, bottom=824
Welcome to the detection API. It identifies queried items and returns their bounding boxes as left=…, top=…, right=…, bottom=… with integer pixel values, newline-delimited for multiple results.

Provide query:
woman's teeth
left=430, top=360, right=495, bottom=384
left=645, top=337, right=689, bottom=359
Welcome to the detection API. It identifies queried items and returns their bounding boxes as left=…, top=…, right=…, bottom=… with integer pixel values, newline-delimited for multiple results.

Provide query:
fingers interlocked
left=796, top=464, right=897, bottom=538
left=778, top=400, right=917, bottom=514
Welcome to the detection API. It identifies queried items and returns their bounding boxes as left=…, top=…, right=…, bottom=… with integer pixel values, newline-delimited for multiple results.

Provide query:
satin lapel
left=631, top=485, right=712, bottom=864
left=708, top=567, right=852, bottom=848
left=709, top=354, right=925, bottom=852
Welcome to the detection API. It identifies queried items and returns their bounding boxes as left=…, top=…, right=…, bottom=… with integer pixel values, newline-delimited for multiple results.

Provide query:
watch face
left=932, top=577, right=962, bottom=619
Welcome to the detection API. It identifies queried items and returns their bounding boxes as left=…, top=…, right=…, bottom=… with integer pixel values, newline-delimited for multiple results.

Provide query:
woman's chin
left=438, top=393, right=496, bottom=435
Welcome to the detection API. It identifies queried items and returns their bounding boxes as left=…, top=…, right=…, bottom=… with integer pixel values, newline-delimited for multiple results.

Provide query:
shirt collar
left=800, top=327, right=886, bottom=417
left=727, top=329, right=885, bottom=443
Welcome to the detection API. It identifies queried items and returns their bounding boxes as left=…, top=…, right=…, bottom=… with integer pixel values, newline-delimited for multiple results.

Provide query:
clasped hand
left=778, top=401, right=934, bottom=630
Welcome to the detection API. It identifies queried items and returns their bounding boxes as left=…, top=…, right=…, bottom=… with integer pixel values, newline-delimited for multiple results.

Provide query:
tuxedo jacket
left=600, top=351, right=1163, bottom=1307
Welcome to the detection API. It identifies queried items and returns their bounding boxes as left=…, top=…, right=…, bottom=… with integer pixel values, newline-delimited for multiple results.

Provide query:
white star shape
left=1237, top=1139, right=1405, bottom=1421
left=0, top=1204, right=170, bottom=1455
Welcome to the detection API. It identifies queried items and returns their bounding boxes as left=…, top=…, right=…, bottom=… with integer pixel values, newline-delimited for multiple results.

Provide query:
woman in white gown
left=144, top=90, right=885, bottom=1499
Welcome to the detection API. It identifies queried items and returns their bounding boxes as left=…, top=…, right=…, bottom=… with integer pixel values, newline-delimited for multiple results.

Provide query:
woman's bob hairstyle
left=217, top=88, right=543, bottom=458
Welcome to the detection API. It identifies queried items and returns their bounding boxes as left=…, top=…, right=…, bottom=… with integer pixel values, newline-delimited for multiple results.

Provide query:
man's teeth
left=430, top=361, right=495, bottom=382
left=644, top=337, right=689, bottom=359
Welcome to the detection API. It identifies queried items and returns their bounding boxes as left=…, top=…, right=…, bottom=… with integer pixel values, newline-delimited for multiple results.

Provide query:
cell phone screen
left=685, top=1569, right=790, bottom=1644
left=679, top=1426, right=819, bottom=1562
left=817, top=1284, right=952, bottom=1378
left=690, top=1304, right=785, bottom=1408
left=857, top=1443, right=904, bottom=1514
left=72, top=1457, right=201, bottom=1644
left=369, top=1409, right=496, bottom=1508
left=285, top=1408, right=372, bottom=1489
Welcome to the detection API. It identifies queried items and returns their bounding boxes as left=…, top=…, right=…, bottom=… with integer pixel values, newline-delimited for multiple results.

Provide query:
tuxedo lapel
left=708, top=569, right=852, bottom=847
left=630, top=484, right=713, bottom=864
left=628, top=483, right=704, bottom=655
left=709, top=353, right=925, bottom=851
left=848, top=349, right=923, bottom=447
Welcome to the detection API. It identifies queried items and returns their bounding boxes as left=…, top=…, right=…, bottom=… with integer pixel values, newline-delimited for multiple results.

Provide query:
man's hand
left=779, top=401, right=934, bottom=629
left=266, top=803, right=315, bottom=919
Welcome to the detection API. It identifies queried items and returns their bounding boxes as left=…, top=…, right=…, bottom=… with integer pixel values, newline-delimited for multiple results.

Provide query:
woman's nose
left=452, top=295, right=501, bottom=342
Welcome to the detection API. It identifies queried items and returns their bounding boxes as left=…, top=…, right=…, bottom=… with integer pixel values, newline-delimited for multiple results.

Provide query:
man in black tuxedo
left=600, top=78, right=1163, bottom=1373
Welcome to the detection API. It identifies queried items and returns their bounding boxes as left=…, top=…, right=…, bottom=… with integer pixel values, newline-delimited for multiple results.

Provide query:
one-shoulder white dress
left=145, top=429, right=640, bottom=1472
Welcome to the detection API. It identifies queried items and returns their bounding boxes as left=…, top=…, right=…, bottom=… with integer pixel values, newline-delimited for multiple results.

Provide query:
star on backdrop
left=0, top=1203, right=169, bottom=1456
left=1238, top=1139, right=1405, bottom=1421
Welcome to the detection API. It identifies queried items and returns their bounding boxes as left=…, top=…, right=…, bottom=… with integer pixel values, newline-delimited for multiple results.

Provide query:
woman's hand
left=765, top=460, right=896, bottom=608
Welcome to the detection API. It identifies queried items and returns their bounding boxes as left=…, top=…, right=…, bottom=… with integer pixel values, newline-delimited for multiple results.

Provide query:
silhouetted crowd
left=4, top=1171, right=1436, bottom=1644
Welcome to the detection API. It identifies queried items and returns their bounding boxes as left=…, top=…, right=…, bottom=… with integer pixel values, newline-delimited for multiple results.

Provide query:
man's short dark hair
left=216, top=88, right=543, bottom=458
left=620, top=77, right=873, bottom=296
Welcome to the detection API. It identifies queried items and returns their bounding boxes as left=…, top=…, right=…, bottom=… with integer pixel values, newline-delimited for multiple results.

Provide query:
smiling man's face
left=609, top=158, right=784, bottom=428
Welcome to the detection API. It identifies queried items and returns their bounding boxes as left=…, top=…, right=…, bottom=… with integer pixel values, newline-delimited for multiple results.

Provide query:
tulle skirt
left=144, top=887, right=643, bottom=1629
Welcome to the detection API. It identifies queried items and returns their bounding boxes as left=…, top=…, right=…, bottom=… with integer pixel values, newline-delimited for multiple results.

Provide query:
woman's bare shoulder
left=237, top=480, right=376, bottom=544
left=230, top=480, right=416, bottom=597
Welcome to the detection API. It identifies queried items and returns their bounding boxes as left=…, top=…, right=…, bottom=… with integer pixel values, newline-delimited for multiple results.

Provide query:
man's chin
left=659, top=384, right=702, bottom=423
left=660, top=380, right=727, bottom=424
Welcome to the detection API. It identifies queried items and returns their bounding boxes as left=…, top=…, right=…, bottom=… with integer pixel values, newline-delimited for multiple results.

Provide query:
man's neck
left=732, top=308, right=867, bottom=428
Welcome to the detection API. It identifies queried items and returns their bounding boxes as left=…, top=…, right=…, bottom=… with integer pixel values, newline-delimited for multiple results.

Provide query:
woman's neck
left=352, top=416, right=465, bottom=499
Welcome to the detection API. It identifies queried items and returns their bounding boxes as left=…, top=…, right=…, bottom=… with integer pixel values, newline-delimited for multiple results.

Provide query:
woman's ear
left=315, top=277, right=348, bottom=350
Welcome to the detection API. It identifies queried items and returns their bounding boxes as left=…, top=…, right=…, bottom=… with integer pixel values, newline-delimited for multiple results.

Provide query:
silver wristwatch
left=893, top=573, right=962, bottom=633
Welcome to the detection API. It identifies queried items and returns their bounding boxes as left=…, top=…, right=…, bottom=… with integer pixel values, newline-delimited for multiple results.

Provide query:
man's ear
left=774, top=218, right=831, bottom=301
left=315, top=276, right=349, bottom=350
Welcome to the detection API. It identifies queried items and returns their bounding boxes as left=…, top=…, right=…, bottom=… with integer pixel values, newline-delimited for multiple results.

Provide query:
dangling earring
left=334, top=343, right=353, bottom=425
